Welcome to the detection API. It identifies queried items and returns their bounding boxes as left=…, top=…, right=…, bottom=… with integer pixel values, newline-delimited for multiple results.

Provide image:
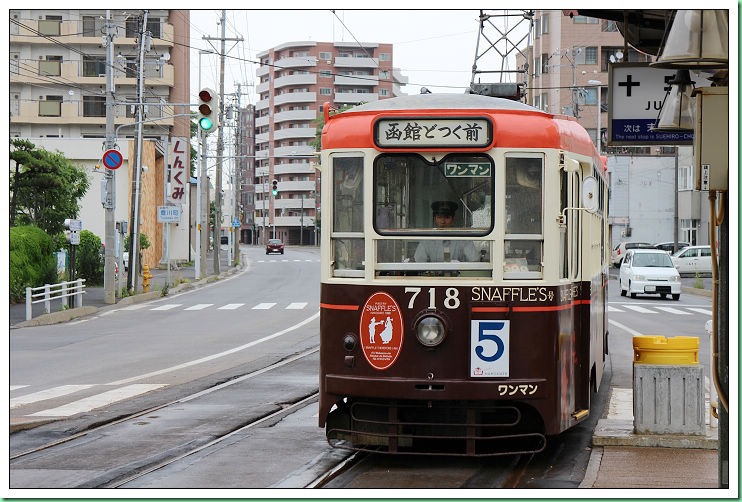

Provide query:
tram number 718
left=405, top=287, right=461, bottom=310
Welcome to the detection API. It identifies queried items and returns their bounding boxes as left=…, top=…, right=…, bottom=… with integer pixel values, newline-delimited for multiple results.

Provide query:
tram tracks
left=10, top=347, right=331, bottom=489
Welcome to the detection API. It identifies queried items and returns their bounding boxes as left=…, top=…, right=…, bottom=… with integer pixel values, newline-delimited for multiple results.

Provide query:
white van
left=671, top=245, right=713, bottom=275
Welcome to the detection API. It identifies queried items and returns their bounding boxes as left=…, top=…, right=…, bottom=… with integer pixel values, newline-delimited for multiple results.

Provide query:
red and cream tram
left=318, top=93, right=608, bottom=456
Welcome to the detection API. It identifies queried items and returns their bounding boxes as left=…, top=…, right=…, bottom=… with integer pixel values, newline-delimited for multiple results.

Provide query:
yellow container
left=633, top=335, right=699, bottom=365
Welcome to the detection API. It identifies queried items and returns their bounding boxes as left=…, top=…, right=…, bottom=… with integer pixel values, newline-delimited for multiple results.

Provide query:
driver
left=414, top=201, right=477, bottom=262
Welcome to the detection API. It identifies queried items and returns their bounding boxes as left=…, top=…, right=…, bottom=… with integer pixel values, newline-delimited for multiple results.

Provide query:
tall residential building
left=9, top=10, right=193, bottom=267
left=523, top=10, right=707, bottom=247
left=254, top=41, right=408, bottom=245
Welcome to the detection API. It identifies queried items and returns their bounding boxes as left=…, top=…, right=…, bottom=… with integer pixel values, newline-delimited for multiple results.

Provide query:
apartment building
left=254, top=41, right=408, bottom=245
left=9, top=9, right=192, bottom=268
left=524, top=10, right=707, bottom=247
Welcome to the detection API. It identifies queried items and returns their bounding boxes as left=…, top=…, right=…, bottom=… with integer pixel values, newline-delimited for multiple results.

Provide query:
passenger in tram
left=413, top=201, right=478, bottom=263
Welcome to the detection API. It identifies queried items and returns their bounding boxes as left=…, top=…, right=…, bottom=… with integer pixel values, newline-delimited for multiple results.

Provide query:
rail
left=25, top=279, right=86, bottom=321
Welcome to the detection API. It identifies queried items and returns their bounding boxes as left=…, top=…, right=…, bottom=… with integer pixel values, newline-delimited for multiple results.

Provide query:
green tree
left=10, top=139, right=90, bottom=236
left=9, top=225, right=57, bottom=303
left=76, top=230, right=104, bottom=285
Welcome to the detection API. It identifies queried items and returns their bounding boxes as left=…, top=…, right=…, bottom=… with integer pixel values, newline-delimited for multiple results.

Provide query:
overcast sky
left=188, top=8, right=531, bottom=106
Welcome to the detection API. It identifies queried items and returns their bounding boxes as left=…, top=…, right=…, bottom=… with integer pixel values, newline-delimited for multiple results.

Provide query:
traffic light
left=197, top=87, right=219, bottom=133
left=271, top=179, right=278, bottom=196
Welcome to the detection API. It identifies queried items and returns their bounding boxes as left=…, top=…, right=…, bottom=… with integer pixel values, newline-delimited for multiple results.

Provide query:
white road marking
left=286, top=302, right=307, bottom=310
left=687, top=307, right=713, bottom=316
left=608, top=319, right=644, bottom=337
left=253, top=303, right=276, bottom=310
left=606, top=306, right=624, bottom=312
left=151, top=304, right=182, bottom=311
left=219, top=303, right=244, bottom=310
left=10, top=385, right=28, bottom=391
left=29, top=384, right=166, bottom=417
left=655, top=306, right=691, bottom=315
left=184, top=303, right=213, bottom=311
left=120, top=304, right=149, bottom=311
left=11, top=385, right=93, bottom=409
left=623, top=305, right=656, bottom=314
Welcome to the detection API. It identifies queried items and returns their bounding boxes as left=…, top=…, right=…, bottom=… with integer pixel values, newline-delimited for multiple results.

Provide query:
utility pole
left=103, top=10, right=116, bottom=304
left=233, top=83, right=242, bottom=265
left=204, top=11, right=242, bottom=274
left=127, top=10, right=149, bottom=292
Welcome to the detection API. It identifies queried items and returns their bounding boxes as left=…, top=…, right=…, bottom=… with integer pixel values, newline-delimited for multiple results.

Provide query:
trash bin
left=633, top=335, right=705, bottom=435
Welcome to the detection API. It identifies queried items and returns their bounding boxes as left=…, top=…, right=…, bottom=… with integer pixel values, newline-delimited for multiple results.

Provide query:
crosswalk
left=607, top=304, right=712, bottom=316
left=117, top=302, right=315, bottom=313
left=11, top=383, right=167, bottom=418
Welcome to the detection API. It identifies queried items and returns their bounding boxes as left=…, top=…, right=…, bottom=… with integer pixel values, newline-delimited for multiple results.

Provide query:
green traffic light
left=271, top=188, right=278, bottom=196
left=199, top=117, right=213, bottom=131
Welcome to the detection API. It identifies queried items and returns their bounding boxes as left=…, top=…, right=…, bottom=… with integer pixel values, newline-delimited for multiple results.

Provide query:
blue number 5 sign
left=470, top=320, right=510, bottom=377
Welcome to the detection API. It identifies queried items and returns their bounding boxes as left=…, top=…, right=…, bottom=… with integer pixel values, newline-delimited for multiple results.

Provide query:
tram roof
left=347, top=93, right=539, bottom=113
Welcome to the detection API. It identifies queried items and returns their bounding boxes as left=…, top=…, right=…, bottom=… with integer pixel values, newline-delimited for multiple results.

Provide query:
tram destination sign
left=375, top=117, right=492, bottom=149
left=607, top=62, right=712, bottom=146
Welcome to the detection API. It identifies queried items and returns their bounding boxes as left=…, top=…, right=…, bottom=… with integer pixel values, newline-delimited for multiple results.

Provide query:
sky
left=187, top=8, right=532, bottom=107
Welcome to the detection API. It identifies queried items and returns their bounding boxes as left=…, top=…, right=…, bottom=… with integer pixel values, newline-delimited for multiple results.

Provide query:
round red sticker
left=359, top=292, right=404, bottom=370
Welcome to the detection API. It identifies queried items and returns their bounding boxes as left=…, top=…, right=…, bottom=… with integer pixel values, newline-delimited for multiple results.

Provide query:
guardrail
left=25, top=279, right=86, bottom=321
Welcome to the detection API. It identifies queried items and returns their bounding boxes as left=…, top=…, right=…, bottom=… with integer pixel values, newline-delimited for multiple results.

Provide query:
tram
left=318, top=93, right=609, bottom=456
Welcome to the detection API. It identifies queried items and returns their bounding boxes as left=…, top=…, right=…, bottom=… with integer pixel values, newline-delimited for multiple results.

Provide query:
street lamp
left=587, top=79, right=603, bottom=154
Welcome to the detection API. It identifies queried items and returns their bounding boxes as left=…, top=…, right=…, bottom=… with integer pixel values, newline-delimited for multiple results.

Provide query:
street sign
left=157, top=205, right=181, bottom=223
left=607, top=63, right=713, bottom=146
left=232, top=217, right=240, bottom=228
left=102, top=149, right=123, bottom=170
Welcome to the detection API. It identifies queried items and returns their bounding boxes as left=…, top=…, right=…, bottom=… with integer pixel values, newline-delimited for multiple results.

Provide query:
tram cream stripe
left=623, top=305, right=656, bottom=314
left=184, top=304, right=213, bottom=311
left=218, top=303, right=244, bottom=310
left=655, top=306, right=691, bottom=315
left=106, top=312, right=320, bottom=386
left=28, top=384, right=166, bottom=417
left=11, top=385, right=93, bottom=409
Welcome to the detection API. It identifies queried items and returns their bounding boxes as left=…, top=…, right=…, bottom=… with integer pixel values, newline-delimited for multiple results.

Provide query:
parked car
left=654, top=241, right=690, bottom=254
left=619, top=248, right=681, bottom=300
left=671, top=245, right=713, bottom=275
left=266, top=238, right=284, bottom=255
left=611, top=241, right=653, bottom=267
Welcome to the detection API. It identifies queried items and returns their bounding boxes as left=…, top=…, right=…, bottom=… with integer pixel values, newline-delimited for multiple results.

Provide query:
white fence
left=25, top=279, right=86, bottom=321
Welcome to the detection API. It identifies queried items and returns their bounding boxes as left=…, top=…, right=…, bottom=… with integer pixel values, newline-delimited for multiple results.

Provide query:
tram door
left=558, top=158, right=582, bottom=425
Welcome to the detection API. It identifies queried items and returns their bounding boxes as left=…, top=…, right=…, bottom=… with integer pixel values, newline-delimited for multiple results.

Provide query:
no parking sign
left=102, top=149, right=123, bottom=170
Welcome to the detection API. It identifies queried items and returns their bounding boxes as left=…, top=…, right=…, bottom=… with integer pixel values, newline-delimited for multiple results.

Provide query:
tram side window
left=504, top=156, right=543, bottom=277
left=332, top=157, right=364, bottom=277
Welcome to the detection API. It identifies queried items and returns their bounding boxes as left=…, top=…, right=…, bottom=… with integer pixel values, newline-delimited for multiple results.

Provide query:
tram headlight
left=415, top=315, right=447, bottom=347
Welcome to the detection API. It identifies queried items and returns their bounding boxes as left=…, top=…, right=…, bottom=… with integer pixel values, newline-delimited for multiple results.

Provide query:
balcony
left=334, top=56, right=379, bottom=68
left=274, top=73, right=317, bottom=88
left=274, top=109, right=317, bottom=123
left=334, top=74, right=378, bottom=86
left=334, top=92, right=378, bottom=104
left=274, top=92, right=317, bottom=106
left=273, top=127, right=316, bottom=141
left=274, top=56, right=318, bottom=69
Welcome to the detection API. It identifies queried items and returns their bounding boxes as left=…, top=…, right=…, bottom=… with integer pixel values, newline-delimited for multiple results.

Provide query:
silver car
left=671, top=245, right=713, bottom=275
left=619, top=248, right=681, bottom=300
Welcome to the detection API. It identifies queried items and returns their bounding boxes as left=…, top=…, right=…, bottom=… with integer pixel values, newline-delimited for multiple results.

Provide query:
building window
left=380, top=88, right=389, bottom=96
left=534, top=56, right=541, bottom=76
left=319, top=51, right=331, bottom=61
left=574, top=47, right=598, bottom=65
left=379, top=53, right=391, bottom=61
left=541, top=93, right=549, bottom=112
left=602, top=20, right=618, bottom=32
left=83, top=55, right=106, bottom=77
left=541, top=53, right=549, bottom=74
left=573, top=16, right=598, bottom=24
left=679, top=164, right=694, bottom=190
left=319, top=70, right=332, bottom=78
left=379, top=70, right=390, bottom=80
left=319, top=88, right=332, bottom=95
left=125, top=16, right=160, bottom=38
left=83, top=95, right=106, bottom=117
left=534, top=18, right=540, bottom=38
left=82, top=15, right=104, bottom=37
left=541, top=13, right=549, bottom=34
left=39, top=96, right=62, bottom=117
